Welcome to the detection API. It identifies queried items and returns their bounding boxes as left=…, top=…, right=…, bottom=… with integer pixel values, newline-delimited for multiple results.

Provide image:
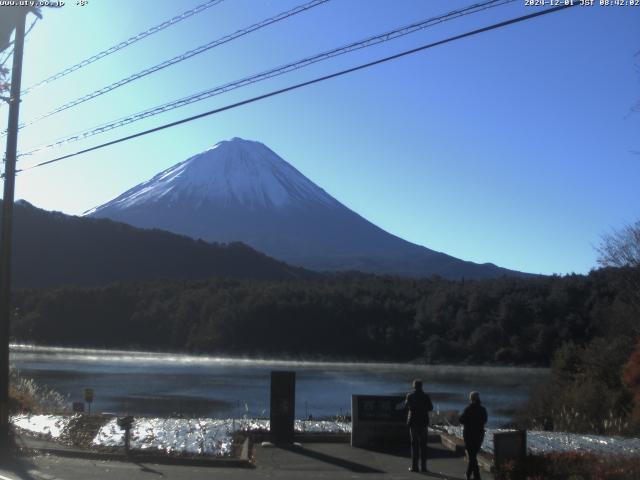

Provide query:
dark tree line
left=7, top=200, right=310, bottom=289
left=520, top=222, right=640, bottom=435
left=9, top=267, right=633, bottom=365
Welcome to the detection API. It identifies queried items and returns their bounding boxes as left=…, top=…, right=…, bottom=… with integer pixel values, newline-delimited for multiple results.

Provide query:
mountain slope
left=9, top=200, right=308, bottom=288
left=87, top=137, right=524, bottom=279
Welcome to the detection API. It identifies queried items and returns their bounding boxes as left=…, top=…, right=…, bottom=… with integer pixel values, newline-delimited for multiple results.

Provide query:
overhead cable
left=14, top=0, right=329, bottom=131
left=14, top=3, right=576, bottom=175
left=20, top=0, right=226, bottom=96
left=19, top=0, right=514, bottom=156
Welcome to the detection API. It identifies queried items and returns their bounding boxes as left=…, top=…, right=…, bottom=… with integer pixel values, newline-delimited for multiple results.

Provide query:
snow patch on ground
left=236, top=418, right=351, bottom=434
left=444, top=426, right=640, bottom=456
left=11, top=414, right=74, bottom=439
left=13, top=414, right=640, bottom=458
left=93, top=417, right=235, bottom=456
left=11, top=414, right=349, bottom=457
left=92, top=417, right=351, bottom=456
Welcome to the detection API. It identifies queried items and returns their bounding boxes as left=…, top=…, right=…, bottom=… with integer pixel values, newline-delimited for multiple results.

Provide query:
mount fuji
left=86, top=137, right=521, bottom=279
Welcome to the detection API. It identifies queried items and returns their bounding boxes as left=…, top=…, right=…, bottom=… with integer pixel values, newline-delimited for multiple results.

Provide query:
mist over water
left=10, top=345, right=548, bottom=427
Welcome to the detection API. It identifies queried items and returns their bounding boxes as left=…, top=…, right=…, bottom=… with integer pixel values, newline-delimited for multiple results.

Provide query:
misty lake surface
left=10, top=345, right=548, bottom=427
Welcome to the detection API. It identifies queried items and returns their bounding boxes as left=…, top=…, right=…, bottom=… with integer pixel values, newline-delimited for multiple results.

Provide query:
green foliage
left=7, top=200, right=310, bottom=289
left=10, top=264, right=639, bottom=434
left=518, top=261, right=640, bottom=436
left=522, top=334, right=636, bottom=435
left=622, top=338, right=640, bottom=425
left=9, top=267, right=631, bottom=365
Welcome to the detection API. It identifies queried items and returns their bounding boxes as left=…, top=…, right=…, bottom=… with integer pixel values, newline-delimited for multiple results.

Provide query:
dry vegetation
left=8, top=366, right=67, bottom=414
left=497, top=452, right=640, bottom=480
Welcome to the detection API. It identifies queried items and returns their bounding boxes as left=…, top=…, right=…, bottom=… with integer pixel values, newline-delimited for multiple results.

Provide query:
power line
left=0, top=16, right=40, bottom=70
left=0, top=17, right=38, bottom=116
left=0, top=48, right=15, bottom=70
left=23, top=17, right=39, bottom=40
left=14, top=3, right=576, bottom=176
left=19, top=0, right=514, bottom=157
left=0, top=18, right=38, bottom=85
left=19, top=0, right=226, bottom=96
left=13, top=0, right=329, bottom=132
left=1, top=17, right=39, bottom=66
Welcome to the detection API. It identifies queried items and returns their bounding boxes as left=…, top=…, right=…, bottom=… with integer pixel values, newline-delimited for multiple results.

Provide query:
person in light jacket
left=459, top=391, right=488, bottom=480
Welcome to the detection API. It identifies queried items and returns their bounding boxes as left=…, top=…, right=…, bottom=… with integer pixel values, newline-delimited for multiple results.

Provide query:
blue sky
left=2, top=0, right=639, bottom=275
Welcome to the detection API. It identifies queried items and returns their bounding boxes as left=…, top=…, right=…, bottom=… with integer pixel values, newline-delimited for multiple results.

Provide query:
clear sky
left=1, top=0, right=638, bottom=275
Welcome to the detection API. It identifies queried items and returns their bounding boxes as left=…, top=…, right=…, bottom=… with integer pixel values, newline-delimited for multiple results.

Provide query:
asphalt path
left=0, top=441, right=493, bottom=480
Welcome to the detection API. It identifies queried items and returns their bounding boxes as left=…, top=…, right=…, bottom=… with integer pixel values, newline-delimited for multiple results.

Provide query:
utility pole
left=0, top=9, right=26, bottom=455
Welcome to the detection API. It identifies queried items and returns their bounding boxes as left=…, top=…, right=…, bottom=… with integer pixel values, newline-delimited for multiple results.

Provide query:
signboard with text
left=84, top=388, right=94, bottom=414
left=356, top=395, right=406, bottom=422
left=352, top=394, right=408, bottom=448
left=84, top=388, right=94, bottom=403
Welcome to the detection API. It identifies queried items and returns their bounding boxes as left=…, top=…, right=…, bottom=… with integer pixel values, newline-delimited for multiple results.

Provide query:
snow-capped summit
left=85, top=137, right=337, bottom=215
left=87, top=137, right=521, bottom=279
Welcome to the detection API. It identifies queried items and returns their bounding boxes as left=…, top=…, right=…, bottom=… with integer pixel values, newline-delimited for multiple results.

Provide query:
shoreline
left=12, top=412, right=640, bottom=460
left=9, top=343, right=551, bottom=373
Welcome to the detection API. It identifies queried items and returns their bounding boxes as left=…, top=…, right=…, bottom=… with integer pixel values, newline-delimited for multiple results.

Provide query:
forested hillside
left=8, top=200, right=310, bottom=287
left=11, top=268, right=632, bottom=365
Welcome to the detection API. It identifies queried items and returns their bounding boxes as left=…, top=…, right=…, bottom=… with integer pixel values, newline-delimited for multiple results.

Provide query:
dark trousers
left=464, top=436, right=483, bottom=480
left=409, top=426, right=428, bottom=470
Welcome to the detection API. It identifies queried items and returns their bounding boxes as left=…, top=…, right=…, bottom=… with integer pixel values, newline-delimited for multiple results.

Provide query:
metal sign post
left=84, top=388, right=94, bottom=415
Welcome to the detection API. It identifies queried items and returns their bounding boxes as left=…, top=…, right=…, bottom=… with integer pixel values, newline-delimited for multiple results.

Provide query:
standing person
left=459, top=391, right=488, bottom=480
left=406, top=379, right=433, bottom=473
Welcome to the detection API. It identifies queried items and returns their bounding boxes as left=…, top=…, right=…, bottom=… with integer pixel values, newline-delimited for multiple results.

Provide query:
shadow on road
left=364, top=441, right=411, bottom=458
left=134, top=461, right=165, bottom=476
left=0, top=455, right=40, bottom=480
left=365, top=443, right=461, bottom=461
left=278, top=444, right=385, bottom=473
left=422, top=471, right=466, bottom=480
left=425, top=447, right=463, bottom=460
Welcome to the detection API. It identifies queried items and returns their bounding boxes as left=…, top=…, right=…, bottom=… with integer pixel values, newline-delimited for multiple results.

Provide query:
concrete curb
left=438, top=431, right=466, bottom=455
left=436, top=430, right=494, bottom=473
left=18, top=430, right=493, bottom=473
left=17, top=437, right=253, bottom=468
left=477, top=451, right=495, bottom=474
left=250, top=433, right=350, bottom=444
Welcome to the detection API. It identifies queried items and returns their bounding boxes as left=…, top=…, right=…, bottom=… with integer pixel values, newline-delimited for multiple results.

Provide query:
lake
left=10, top=345, right=548, bottom=427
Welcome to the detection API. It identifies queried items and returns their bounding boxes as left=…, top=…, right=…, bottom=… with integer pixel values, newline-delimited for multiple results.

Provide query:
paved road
left=0, top=440, right=493, bottom=480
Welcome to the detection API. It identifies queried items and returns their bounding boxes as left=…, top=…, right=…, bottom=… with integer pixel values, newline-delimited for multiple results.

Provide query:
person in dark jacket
left=459, top=391, right=488, bottom=480
left=406, top=379, right=434, bottom=472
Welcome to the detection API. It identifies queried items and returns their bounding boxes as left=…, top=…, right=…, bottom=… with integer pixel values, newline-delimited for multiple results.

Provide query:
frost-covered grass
left=9, top=366, right=68, bottom=414
left=92, top=417, right=351, bottom=456
left=11, top=411, right=352, bottom=457
left=444, top=426, right=640, bottom=456
left=236, top=418, right=351, bottom=434
left=14, top=412, right=640, bottom=459
left=496, top=452, right=640, bottom=480
left=93, top=417, right=235, bottom=456
left=11, top=414, right=74, bottom=439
